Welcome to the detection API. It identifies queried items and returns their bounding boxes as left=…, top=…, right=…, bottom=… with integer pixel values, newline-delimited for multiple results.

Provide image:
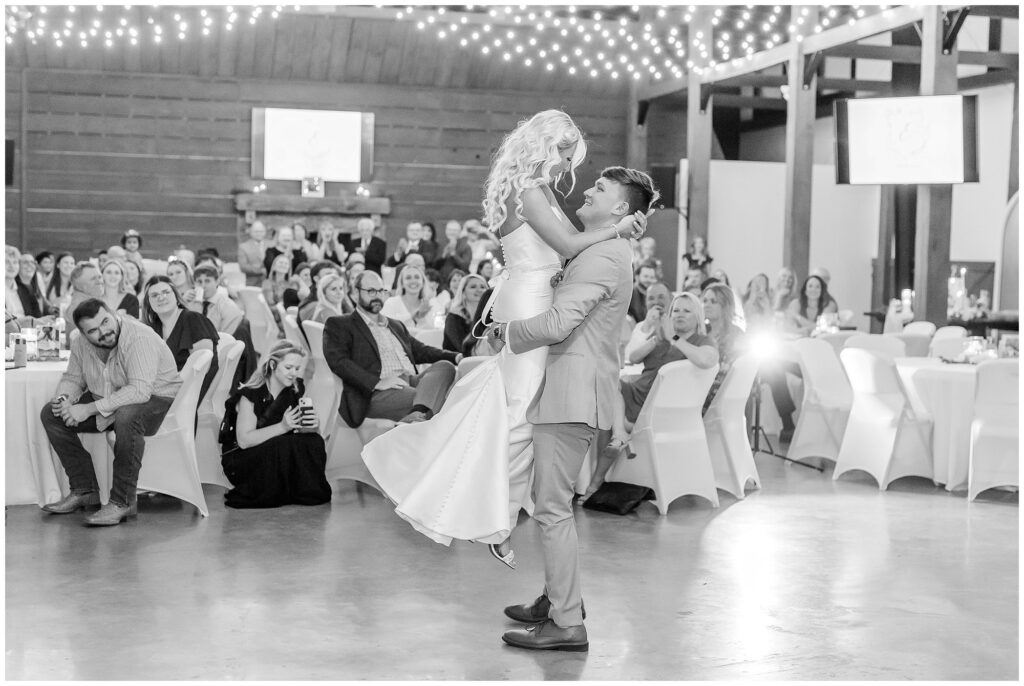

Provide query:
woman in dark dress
left=219, top=340, right=331, bottom=509
left=141, top=275, right=219, bottom=405
left=442, top=273, right=487, bottom=353
left=100, top=259, right=140, bottom=319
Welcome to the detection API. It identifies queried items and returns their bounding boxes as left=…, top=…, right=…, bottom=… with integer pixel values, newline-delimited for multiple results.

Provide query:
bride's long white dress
left=361, top=220, right=561, bottom=546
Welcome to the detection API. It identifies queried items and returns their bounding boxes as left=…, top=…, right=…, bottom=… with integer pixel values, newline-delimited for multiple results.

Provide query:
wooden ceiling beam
left=968, top=5, right=1019, bottom=19
left=322, top=5, right=628, bottom=34
left=710, top=94, right=787, bottom=111
left=959, top=69, right=1019, bottom=91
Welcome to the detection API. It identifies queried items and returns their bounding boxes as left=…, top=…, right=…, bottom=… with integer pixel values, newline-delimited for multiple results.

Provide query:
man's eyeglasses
left=358, top=287, right=389, bottom=297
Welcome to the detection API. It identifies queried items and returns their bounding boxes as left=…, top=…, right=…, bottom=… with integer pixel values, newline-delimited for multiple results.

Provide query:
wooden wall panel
left=7, top=67, right=627, bottom=262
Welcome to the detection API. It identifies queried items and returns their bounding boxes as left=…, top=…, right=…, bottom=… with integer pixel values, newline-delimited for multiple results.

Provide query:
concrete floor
left=5, top=454, right=1018, bottom=680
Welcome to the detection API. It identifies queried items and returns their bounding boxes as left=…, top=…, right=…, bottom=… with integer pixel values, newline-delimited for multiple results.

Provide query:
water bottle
left=13, top=335, right=26, bottom=368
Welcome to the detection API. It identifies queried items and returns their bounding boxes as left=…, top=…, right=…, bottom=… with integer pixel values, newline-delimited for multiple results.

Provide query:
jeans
left=40, top=391, right=174, bottom=507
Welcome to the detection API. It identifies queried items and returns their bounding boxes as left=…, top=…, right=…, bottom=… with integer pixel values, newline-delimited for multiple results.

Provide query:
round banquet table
left=6, top=360, right=71, bottom=505
left=895, top=357, right=978, bottom=491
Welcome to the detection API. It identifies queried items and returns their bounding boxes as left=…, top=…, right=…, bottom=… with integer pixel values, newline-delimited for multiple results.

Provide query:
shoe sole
left=503, top=609, right=547, bottom=624
left=501, top=636, right=589, bottom=652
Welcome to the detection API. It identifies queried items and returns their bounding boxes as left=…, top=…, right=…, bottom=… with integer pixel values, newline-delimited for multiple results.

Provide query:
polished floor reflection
left=5, top=455, right=1018, bottom=680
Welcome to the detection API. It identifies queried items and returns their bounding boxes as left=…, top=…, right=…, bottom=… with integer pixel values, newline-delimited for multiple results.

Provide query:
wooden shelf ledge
left=234, top=193, right=391, bottom=215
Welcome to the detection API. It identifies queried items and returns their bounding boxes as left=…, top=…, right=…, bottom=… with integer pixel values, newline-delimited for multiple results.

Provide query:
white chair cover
left=845, top=333, right=907, bottom=358
left=92, top=350, right=214, bottom=515
left=324, top=375, right=397, bottom=490
left=703, top=354, right=761, bottom=499
left=902, top=321, right=937, bottom=337
left=606, top=361, right=720, bottom=511
left=282, top=314, right=307, bottom=352
left=930, top=337, right=970, bottom=359
left=381, top=265, right=396, bottom=291
left=236, top=286, right=280, bottom=360
left=195, top=340, right=245, bottom=488
left=968, top=359, right=1019, bottom=501
left=787, top=338, right=853, bottom=465
left=299, top=321, right=338, bottom=439
left=893, top=332, right=932, bottom=357
left=833, top=348, right=933, bottom=490
left=932, top=325, right=968, bottom=342
left=410, top=327, right=443, bottom=349
left=817, top=331, right=858, bottom=355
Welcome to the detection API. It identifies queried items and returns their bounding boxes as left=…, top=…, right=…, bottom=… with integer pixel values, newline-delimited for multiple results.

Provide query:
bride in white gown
left=361, top=110, right=646, bottom=566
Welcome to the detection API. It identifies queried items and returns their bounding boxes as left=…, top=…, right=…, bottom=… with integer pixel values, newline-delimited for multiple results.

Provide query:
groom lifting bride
left=488, top=166, right=658, bottom=651
left=359, top=110, right=657, bottom=653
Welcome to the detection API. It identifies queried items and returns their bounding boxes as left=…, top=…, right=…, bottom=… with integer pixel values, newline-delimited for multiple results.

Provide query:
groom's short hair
left=600, top=167, right=660, bottom=216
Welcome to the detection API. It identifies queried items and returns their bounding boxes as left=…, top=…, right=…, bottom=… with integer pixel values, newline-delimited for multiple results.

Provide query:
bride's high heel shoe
left=488, top=540, right=517, bottom=569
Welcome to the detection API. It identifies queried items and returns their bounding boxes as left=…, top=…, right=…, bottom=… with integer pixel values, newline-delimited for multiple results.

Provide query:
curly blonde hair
left=482, top=110, right=586, bottom=233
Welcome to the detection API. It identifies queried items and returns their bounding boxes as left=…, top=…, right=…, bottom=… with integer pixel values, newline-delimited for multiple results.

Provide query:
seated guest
left=636, top=236, right=663, bottom=278
left=6, top=246, right=31, bottom=326
left=443, top=274, right=488, bottom=353
left=346, top=256, right=366, bottom=285
left=167, top=258, right=196, bottom=303
left=289, top=261, right=312, bottom=307
left=237, top=220, right=268, bottom=287
left=785, top=275, right=837, bottom=336
left=17, top=252, right=57, bottom=318
left=292, top=223, right=319, bottom=265
left=66, top=261, right=105, bottom=319
left=424, top=267, right=445, bottom=313
left=264, top=225, right=306, bottom=276
left=434, top=220, right=472, bottom=282
left=682, top=235, right=713, bottom=273
left=35, top=250, right=55, bottom=293
left=586, top=292, right=719, bottom=497
left=742, top=273, right=774, bottom=331
left=343, top=217, right=387, bottom=275
left=142, top=276, right=219, bottom=405
left=124, top=259, right=144, bottom=296
left=420, top=221, right=440, bottom=261
left=627, top=259, right=659, bottom=323
left=387, top=221, right=437, bottom=268
left=39, top=298, right=182, bottom=526
left=96, top=248, right=109, bottom=270
left=219, top=340, right=332, bottom=509
left=403, top=252, right=428, bottom=277
left=119, top=229, right=146, bottom=275
left=772, top=266, right=796, bottom=312
left=262, top=254, right=293, bottom=312
left=323, top=271, right=460, bottom=426
left=296, top=260, right=342, bottom=327
left=308, top=272, right=354, bottom=324
left=623, top=281, right=672, bottom=361
left=443, top=268, right=467, bottom=305
left=46, top=252, right=77, bottom=310
left=189, top=264, right=244, bottom=334
left=100, top=259, right=140, bottom=319
left=682, top=266, right=706, bottom=296
left=382, top=264, right=437, bottom=329
left=313, top=221, right=349, bottom=267
left=702, top=283, right=747, bottom=414
left=476, top=259, right=495, bottom=282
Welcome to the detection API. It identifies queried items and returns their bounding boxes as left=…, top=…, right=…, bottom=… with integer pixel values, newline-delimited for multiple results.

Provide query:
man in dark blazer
left=323, top=270, right=460, bottom=427
left=386, top=221, right=438, bottom=268
left=341, top=217, right=387, bottom=276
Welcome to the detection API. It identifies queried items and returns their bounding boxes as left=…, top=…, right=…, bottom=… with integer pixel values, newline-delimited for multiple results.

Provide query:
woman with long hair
left=585, top=292, right=719, bottom=498
left=682, top=235, right=713, bottom=274
left=742, top=273, right=774, bottom=330
left=313, top=221, right=348, bottom=266
left=14, top=252, right=57, bottom=319
left=219, top=340, right=332, bottom=509
left=166, top=258, right=197, bottom=305
left=309, top=272, right=354, bottom=324
left=381, top=264, right=436, bottom=329
left=786, top=274, right=837, bottom=336
left=362, top=109, right=651, bottom=568
left=262, top=254, right=293, bottom=310
left=100, top=259, right=140, bottom=318
left=45, top=252, right=76, bottom=307
left=124, top=259, right=144, bottom=295
left=701, top=283, right=747, bottom=414
left=141, top=275, right=219, bottom=404
left=443, top=273, right=488, bottom=352
left=772, top=266, right=797, bottom=312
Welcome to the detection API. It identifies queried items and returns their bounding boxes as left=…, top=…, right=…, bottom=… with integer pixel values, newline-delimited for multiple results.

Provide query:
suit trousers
left=532, top=422, right=597, bottom=628
left=367, top=361, right=456, bottom=421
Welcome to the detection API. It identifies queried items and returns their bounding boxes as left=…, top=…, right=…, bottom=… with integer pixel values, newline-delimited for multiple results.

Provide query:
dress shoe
left=83, top=498, right=138, bottom=527
left=502, top=619, right=588, bottom=652
left=504, top=594, right=585, bottom=623
left=779, top=426, right=794, bottom=444
left=42, top=491, right=100, bottom=514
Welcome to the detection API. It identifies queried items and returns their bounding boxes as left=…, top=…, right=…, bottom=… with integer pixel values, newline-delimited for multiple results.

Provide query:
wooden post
left=782, top=6, right=819, bottom=281
left=626, top=79, right=648, bottom=171
left=914, top=6, right=957, bottom=322
left=20, top=68, right=28, bottom=249
left=685, top=10, right=713, bottom=244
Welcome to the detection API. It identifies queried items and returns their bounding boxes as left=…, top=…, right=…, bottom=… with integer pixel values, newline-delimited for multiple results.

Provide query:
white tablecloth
left=895, top=357, right=978, bottom=491
left=6, top=361, right=71, bottom=505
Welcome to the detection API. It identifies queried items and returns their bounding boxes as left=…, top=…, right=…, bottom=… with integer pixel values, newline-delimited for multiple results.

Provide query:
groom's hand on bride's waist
left=485, top=322, right=507, bottom=352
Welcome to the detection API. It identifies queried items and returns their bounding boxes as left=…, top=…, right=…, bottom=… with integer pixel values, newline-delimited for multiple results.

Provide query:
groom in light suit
left=487, top=167, right=659, bottom=652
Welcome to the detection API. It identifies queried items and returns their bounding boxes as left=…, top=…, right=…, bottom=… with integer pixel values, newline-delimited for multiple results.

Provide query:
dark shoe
left=42, top=491, right=100, bottom=514
left=502, top=619, right=588, bottom=652
left=83, top=498, right=138, bottom=526
left=504, top=594, right=585, bottom=623
left=779, top=426, right=794, bottom=443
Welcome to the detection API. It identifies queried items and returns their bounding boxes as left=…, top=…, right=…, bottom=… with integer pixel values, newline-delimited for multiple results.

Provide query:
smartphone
left=298, top=397, right=315, bottom=426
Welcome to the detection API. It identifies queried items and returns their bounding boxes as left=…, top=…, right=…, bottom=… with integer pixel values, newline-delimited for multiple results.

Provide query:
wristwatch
left=493, top=322, right=507, bottom=343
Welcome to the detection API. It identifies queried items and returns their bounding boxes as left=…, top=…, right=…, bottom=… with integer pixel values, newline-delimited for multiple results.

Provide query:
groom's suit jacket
left=506, top=238, right=633, bottom=430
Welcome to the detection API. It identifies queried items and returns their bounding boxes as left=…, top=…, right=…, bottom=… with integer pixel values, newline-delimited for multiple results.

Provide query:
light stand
left=749, top=363, right=823, bottom=472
